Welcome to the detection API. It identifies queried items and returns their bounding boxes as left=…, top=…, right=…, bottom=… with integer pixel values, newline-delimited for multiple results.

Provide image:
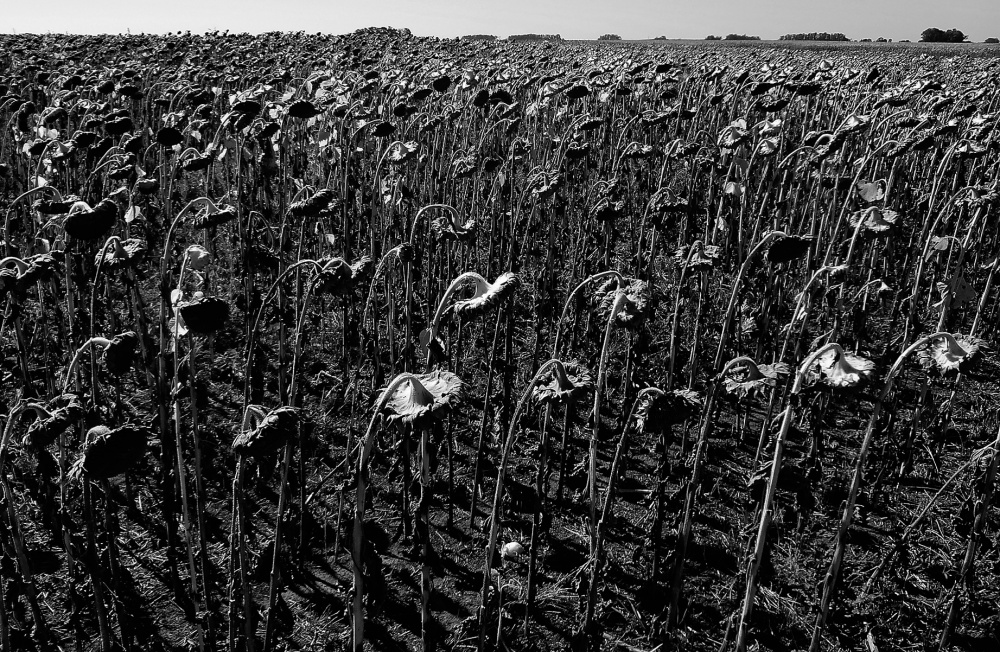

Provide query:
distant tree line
left=987, top=37, right=1000, bottom=44
left=920, top=28, right=968, bottom=43
left=779, top=32, right=849, bottom=41
left=461, top=34, right=497, bottom=41
left=724, top=34, right=761, bottom=41
left=705, top=35, right=722, bottom=41
left=598, top=34, right=622, bottom=41
left=507, top=34, right=563, bottom=42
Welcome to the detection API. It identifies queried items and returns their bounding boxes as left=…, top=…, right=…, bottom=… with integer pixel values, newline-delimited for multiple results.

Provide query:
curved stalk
left=808, top=332, right=963, bottom=651
left=734, top=343, right=843, bottom=652
left=477, top=359, right=566, bottom=650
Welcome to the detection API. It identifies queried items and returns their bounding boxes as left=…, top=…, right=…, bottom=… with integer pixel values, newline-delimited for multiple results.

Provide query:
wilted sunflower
left=232, top=406, right=299, bottom=458
left=563, top=140, right=590, bottom=160
left=756, top=137, right=780, bottom=157
left=916, top=334, right=984, bottom=376
left=855, top=180, right=886, bottom=204
left=156, top=126, right=184, bottom=147
left=287, top=99, right=321, bottom=119
left=808, top=347, right=875, bottom=388
left=13, top=252, right=62, bottom=291
left=849, top=206, right=900, bottom=235
left=718, top=119, right=749, bottom=149
left=532, top=361, right=593, bottom=404
left=231, top=99, right=262, bottom=117
left=635, top=388, right=701, bottom=430
left=566, top=83, right=591, bottom=100
left=180, top=151, right=213, bottom=172
left=765, top=232, right=814, bottom=264
left=649, top=189, right=689, bottom=220
left=191, top=204, right=237, bottom=229
left=591, top=195, right=625, bottom=222
left=104, top=331, right=139, bottom=376
left=955, top=184, right=1000, bottom=210
left=675, top=242, right=721, bottom=272
left=33, top=198, right=75, bottom=215
left=954, top=140, right=988, bottom=160
left=369, top=120, right=397, bottom=139
left=722, top=359, right=790, bottom=399
left=388, top=140, right=419, bottom=164
left=451, top=272, right=519, bottom=319
left=431, top=212, right=476, bottom=243
left=451, top=154, right=477, bottom=179
left=79, top=424, right=149, bottom=479
left=664, top=139, right=701, bottom=160
left=596, top=277, right=648, bottom=328
left=621, top=142, right=655, bottom=159
left=314, top=256, right=371, bottom=296
left=378, top=370, right=463, bottom=427
left=177, top=296, right=230, bottom=334
left=289, top=189, right=336, bottom=218
left=135, top=177, right=159, bottom=194
left=64, top=199, right=118, bottom=240
left=935, top=275, right=977, bottom=311
left=184, top=244, right=212, bottom=271
left=95, top=238, right=145, bottom=270
left=531, top=171, right=562, bottom=199
left=23, top=399, right=84, bottom=449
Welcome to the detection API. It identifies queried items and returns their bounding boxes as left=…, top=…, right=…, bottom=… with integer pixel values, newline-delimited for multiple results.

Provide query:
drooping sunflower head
left=23, top=397, right=84, bottom=450
left=849, top=206, right=900, bottom=236
left=532, top=361, right=594, bottom=405
left=79, top=424, right=150, bottom=479
left=675, top=241, right=721, bottom=272
left=96, top=238, right=145, bottom=271
left=765, top=232, right=814, bottom=264
left=431, top=212, right=476, bottom=243
left=596, top=277, right=649, bottom=328
left=379, top=371, right=464, bottom=427
left=232, top=406, right=300, bottom=458
left=722, top=358, right=789, bottom=399
left=806, top=347, right=875, bottom=389
left=104, top=331, right=139, bottom=376
left=452, top=272, right=519, bottom=319
left=916, top=334, right=985, bottom=376
left=635, top=388, right=702, bottom=431
left=177, top=296, right=230, bottom=335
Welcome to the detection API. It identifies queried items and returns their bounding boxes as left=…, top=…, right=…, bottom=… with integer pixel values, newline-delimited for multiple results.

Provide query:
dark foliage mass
left=0, top=25, right=998, bottom=652
left=507, top=33, right=564, bottom=41
left=780, top=32, right=850, bottom=42
left=921, top=27, right=969, bottom=43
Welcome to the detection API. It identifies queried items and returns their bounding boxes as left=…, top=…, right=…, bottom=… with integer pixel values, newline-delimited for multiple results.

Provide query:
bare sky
left=3, top=0, right=998, bottom=42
